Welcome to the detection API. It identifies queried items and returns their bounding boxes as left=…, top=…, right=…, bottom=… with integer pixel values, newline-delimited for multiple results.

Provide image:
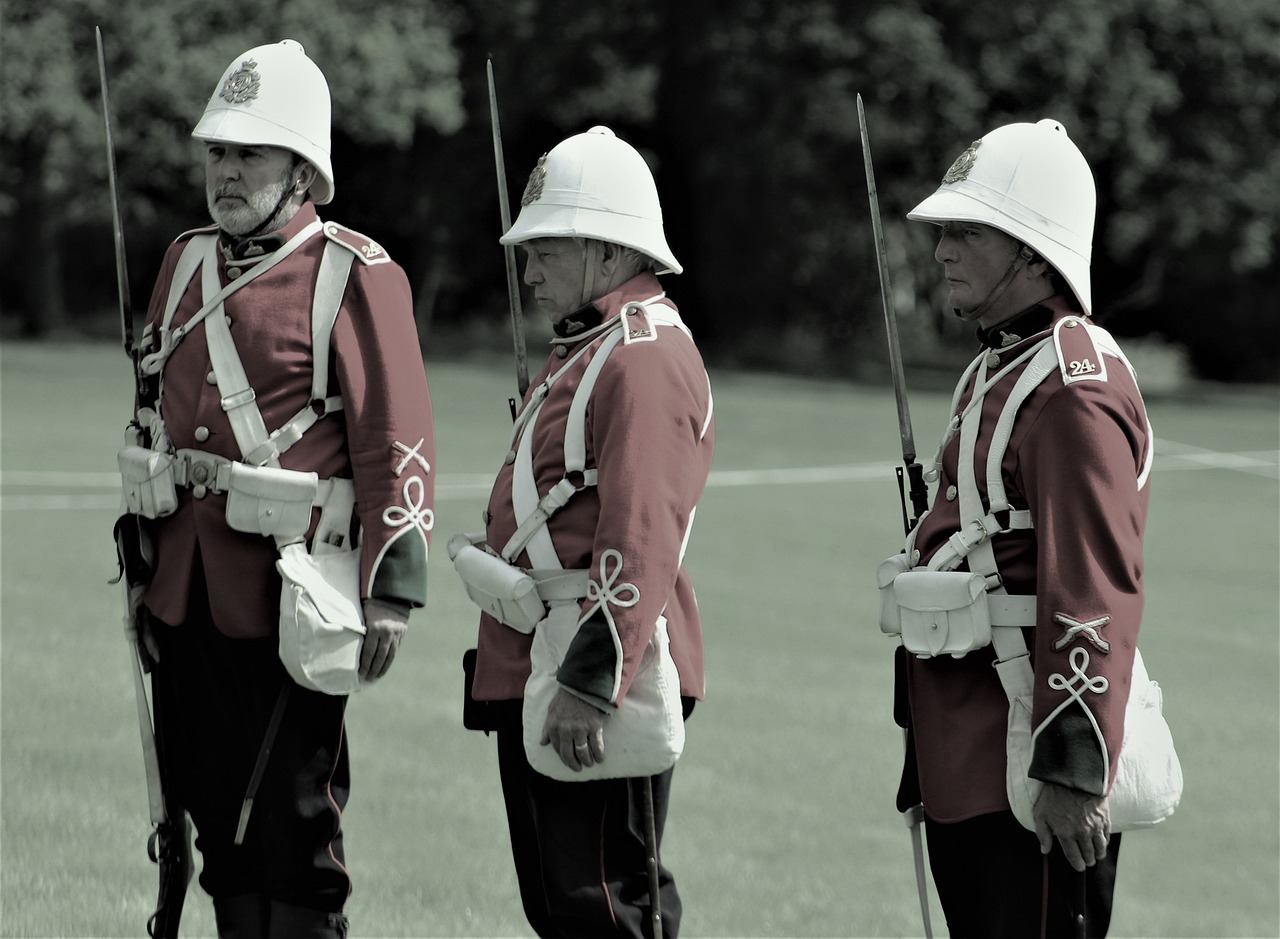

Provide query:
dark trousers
left=496, top=726, right=682, bottom=938
left=925, top=811, right=1121, bottom=938
left=149, top=574, right=351, bottom=914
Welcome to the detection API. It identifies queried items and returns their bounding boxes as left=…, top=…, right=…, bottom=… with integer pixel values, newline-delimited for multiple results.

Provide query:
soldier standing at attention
left=888, top=120, right=1152, bottom=937
left=460, top=126, right=715, bottom=937
left=123, top=40, right=434, bottom=937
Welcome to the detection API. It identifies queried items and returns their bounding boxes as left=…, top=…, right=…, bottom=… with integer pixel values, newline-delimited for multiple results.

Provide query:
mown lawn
left=2, top=340, right=1276, bottom=937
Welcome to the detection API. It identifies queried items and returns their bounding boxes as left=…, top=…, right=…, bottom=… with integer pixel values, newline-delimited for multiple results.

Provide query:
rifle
left=487, top=58, right=530, bottom=421
left=856, top=95, right=930, bottom=537
left=858, top=95, right=935, bottom=939
left=97, top=27, right=193, bottom=938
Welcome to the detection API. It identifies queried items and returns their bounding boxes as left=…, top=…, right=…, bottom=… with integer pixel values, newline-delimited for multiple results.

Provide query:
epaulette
left=1053, top=315, right=1108, bottom=385
left=321, top=220, right=392, bottom=265
left=174, top=224, right=218, bottom=244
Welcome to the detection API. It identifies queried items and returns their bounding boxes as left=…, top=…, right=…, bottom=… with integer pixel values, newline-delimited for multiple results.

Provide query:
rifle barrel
left=856, top=94, right=916, bottom=466
left=487, top=59, right=530, bottom=400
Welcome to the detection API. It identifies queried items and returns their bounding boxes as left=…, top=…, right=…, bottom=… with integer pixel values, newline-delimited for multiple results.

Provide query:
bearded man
left=119, top=40, right=434, bottom=938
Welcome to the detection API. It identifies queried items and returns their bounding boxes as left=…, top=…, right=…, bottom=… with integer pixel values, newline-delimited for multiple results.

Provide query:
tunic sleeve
left=1023, top=377, right=1149, bottom=795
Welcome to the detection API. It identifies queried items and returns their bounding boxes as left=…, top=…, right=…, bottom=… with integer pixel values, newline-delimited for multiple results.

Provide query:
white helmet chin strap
left=580, top=238, right=602, bottom=309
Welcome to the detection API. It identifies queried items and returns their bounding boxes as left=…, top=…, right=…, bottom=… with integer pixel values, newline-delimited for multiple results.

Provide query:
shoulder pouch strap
left=502, top=302, right=689, bottom=569
left=200, top=230, right=352, bottom=469
left=260, top=241, right=356, bottom=458
left=504, top=324, right=626, bottom=568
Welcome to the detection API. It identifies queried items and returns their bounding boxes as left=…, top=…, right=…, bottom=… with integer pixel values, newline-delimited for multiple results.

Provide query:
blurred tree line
left=2, top=0, right=1277, bottom=381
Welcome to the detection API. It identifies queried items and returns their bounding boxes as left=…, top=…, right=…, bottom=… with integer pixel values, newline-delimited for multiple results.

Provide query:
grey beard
left=207, top=177, right=293, bottom=236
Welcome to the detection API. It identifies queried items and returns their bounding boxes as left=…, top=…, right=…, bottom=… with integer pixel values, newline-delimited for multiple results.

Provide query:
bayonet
left=96, top=28, right=139, bottom=387
left=857, top=94, right=930, bottom=535
left=487, top=59, right=530, bottom=419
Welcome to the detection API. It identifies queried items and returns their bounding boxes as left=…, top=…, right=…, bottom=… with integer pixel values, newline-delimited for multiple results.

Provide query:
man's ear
left=1019, top=245, right=1051, bottom=279
left=598, top=240, right=622, bottom=274
left=294, top=161, right=317, bottom=194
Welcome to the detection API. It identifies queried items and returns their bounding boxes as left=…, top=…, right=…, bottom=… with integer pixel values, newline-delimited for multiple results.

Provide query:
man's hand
left=1033, top=781, right=1111, bottom=872
left=360, top=599, right=408, bottom=681
left=540, top=689, right=607, bottom=771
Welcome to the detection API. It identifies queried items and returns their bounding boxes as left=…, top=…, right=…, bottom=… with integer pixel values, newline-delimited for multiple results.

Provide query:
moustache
left=214, top=185, right=247, bottom=200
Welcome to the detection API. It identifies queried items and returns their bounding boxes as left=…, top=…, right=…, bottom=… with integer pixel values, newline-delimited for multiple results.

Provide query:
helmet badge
left=219, top=58, right=261, bottom=105
left=942, top=139, right=982, bottom=184
left=520, top=154, right=548, bottom=206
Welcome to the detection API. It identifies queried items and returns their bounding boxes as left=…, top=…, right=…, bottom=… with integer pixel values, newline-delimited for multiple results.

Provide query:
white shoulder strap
left=160, top=235, right=212, bottom=334
left=503, top=303, right=688, bottom=569
left=140, top=221, right=323, bottom=379
left=197, top=229, right=353, bottom=468
left=262, top=241, right=356, bottom=458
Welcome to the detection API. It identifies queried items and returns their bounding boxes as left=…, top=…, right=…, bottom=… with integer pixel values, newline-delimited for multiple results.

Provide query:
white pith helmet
left=908, top=119, right=1096, bottom=315
left=192, top=40, right=334, bottom=205
left=500, top=126, right=681, bottom=274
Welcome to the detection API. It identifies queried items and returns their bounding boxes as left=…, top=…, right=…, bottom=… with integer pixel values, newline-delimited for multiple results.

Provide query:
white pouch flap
left=226, top=462, right=318, bottom=539
left=893, top=569, right=992, bottom=659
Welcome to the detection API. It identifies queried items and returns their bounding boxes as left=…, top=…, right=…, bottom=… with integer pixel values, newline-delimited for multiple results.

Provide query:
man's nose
left=213, top=155, right=242, bottom=180
left=935, top=234, right=957, bottom=263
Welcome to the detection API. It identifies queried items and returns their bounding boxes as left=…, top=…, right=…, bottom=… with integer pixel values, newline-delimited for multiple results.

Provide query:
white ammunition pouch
left=884, top=568, right=992, bottom=659
left=881, top=322, right=1180, bottom=831
left=225, top=462, right=320, bottom=542
left=448, top=531, right=549, bottom=634
left=118, top=445, right=179, bottom=519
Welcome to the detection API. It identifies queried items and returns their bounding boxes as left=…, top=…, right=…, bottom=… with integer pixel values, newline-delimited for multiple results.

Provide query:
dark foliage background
left=2, top=0, right=1277, bottom=381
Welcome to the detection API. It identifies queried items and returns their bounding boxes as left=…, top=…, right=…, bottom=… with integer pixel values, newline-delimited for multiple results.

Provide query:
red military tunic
left=471, top=272, right=714, bottom=706
left=140, top=203, right=435, bottom=637
left=906, top=296, right=1151, bottom=822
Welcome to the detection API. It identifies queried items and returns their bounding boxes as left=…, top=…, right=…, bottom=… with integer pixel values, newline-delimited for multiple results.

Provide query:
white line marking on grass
left=1153, top=439, right=1280, bottom=479
left=1, top=444, right=1275, bottom=510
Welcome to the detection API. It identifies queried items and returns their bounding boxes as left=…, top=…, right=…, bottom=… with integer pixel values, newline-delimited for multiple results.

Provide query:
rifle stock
left=857, top=95, right=930, bottom=535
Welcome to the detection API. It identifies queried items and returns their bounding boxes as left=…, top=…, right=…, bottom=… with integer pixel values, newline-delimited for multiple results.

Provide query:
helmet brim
left=500, top=203, right=681, bottom=275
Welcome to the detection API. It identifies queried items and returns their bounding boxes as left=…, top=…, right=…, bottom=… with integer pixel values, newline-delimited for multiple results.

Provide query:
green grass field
left=1, top=340, right=1277, bottom=938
